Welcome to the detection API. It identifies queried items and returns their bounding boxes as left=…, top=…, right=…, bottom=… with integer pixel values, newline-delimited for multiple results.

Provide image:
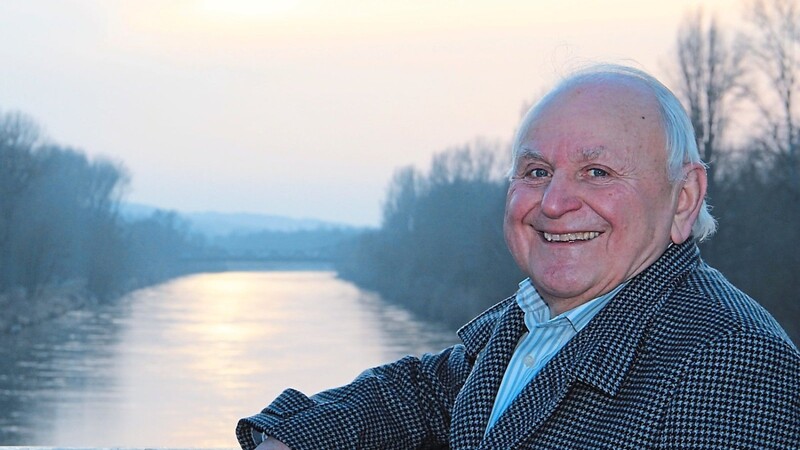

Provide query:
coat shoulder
left=673, top=261, right=797, bottom=351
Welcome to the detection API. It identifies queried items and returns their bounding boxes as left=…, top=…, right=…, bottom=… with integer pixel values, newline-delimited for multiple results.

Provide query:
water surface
left=0, top=270, right=457, bottom=447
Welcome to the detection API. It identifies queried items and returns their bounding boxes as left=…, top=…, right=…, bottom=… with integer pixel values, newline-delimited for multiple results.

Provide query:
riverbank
left=0, top=282, right=97, bottom=334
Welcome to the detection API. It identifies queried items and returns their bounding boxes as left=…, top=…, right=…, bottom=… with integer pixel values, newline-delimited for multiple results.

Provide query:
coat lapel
left=481, top=340, right=578, bottom=449
left=449, top=301, right=526, bottom=449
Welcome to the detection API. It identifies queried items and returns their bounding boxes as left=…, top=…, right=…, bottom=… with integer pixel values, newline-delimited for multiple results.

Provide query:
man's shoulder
left=660, top=260, right=797, bottom=352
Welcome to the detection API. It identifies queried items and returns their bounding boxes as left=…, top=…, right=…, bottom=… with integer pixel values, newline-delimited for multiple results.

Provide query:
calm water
left=0, top=270, right=458, bottom=447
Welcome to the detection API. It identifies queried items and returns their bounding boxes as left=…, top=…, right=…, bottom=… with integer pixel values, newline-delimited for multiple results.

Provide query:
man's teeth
left=543, top=231, right=600, bottom=242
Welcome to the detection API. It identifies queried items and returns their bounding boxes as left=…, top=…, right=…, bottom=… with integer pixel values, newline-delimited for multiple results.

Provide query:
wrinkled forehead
left=513, top=79, right=664, bottom=156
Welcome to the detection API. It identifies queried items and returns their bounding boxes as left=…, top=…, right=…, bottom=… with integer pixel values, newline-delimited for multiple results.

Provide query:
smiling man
left=237, top=64, right=799, bottom=449
left=504, top=72, right=705, bottom=316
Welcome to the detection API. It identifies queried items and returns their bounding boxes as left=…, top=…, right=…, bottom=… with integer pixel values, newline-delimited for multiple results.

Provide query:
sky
left=0, top=0, right=742, bottom=226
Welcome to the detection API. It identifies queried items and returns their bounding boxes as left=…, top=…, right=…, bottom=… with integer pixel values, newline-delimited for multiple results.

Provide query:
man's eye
left=525, top=168, right=550, bottom=178
left=588, top=168, right=609, bottom=177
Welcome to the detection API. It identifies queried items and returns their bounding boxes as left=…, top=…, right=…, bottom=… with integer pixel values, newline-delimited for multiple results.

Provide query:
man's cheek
left=506, top=189, right=535, bottom=220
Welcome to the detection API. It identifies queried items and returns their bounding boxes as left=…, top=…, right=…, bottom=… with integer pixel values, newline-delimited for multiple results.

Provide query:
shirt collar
left=515, top=278, right=627, bottom=333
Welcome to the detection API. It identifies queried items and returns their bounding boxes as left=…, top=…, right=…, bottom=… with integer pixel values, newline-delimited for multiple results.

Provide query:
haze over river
left=0, top=270, right=457, bottom=447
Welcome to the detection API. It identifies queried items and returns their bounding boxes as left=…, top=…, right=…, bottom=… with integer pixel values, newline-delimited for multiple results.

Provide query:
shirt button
left=523, top=355, right=535, bottom=367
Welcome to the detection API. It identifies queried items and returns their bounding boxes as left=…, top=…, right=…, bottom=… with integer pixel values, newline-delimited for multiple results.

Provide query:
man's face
left=504, top=81, right=682, bottom=313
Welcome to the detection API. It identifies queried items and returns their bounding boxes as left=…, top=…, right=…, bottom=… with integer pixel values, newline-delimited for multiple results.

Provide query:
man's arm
left=660, top=330, right=800, bottom=448
left=236, top=345, right=475, bottom=450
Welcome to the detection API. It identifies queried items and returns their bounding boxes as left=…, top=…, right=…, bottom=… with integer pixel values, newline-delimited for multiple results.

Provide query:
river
left=0, top=270, right=458, bottom=447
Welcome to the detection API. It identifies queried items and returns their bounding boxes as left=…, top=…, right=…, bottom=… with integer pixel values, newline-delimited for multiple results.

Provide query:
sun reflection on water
left=42, top=270, right=455, bottom=447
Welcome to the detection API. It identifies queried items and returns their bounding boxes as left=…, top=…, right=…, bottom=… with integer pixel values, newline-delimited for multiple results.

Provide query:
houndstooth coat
left=236, top=241, right=800, bottom=449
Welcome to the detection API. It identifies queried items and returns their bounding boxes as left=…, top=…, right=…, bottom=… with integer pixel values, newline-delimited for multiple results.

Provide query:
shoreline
left=0, top=282, right=97, bottom=335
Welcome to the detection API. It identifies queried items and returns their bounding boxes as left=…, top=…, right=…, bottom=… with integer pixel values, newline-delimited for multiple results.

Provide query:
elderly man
left=237, top=64, right=800, bottom=449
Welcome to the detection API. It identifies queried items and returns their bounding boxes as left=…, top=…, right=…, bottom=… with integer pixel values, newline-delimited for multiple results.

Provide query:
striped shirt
left=485, top=278, right=626, bottom=432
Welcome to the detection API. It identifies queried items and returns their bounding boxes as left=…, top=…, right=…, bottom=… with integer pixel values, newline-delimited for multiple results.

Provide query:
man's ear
left=671, top=163, right=707, bottom=244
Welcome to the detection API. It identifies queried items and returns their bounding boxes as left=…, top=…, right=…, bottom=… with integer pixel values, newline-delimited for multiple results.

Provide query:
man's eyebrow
left=580, top=146, right=605, bottom=161
left=517, top=148, right=545, bottom=161
left=517, top=146, right=606, bottom=162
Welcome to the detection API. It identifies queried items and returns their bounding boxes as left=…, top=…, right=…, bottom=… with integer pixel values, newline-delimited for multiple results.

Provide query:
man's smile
left=542, top=231, right=601, bottom=242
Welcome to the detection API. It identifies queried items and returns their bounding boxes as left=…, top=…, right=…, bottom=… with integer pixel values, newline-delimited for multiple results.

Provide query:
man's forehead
left=533, top=79, right=659, bottom=125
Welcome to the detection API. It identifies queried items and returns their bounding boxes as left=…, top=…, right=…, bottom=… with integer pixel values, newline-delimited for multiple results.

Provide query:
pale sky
left=0, top=0, right=742, bottom=226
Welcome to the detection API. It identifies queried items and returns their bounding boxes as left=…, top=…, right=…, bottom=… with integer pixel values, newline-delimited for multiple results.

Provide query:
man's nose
left=540, top=175, right=582, bottom=218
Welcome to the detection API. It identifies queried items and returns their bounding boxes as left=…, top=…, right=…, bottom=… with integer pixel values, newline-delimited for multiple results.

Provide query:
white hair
left=511, top=63, right=717, bottom=242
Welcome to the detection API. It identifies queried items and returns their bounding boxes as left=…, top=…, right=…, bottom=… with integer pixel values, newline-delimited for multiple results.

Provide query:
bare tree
left=742, top=0, right=800, bottom=194
left=0, top=112, right=42, bottom=290
left=674, top=9, right=746, bottom=196
left=382, top=166, right=419, bottom=233
left=0, top=112, right=41, bottom=218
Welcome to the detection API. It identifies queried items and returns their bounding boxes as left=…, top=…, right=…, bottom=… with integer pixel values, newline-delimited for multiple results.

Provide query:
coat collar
left=452, top=240, right=701, bottom=449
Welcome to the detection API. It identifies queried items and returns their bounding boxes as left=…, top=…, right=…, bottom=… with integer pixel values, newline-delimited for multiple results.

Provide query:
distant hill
left=120, top=202, right=359, bottom=237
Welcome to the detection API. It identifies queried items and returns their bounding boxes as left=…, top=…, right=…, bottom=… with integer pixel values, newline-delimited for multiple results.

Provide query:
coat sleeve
left=235, top=344, right=475, bottom=450
left=660, top=329, right=800, bottom=449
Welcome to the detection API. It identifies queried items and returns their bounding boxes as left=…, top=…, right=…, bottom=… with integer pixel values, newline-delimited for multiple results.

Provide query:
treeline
left=335, top=0, right=800, bottom=344
left=0, top=111, right=206, bottom=330
left=335, top=143, right=524, bottom=327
